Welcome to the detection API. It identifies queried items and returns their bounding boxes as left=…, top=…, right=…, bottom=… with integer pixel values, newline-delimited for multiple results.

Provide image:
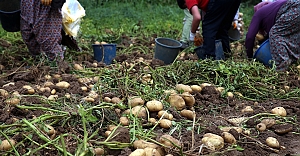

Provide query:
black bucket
left=154, top=38, right=182, bottom=64
left=0, top=0, right=21, bottom=32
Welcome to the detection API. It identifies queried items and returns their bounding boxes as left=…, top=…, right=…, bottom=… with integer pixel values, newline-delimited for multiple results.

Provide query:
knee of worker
left=40, top=40, right=63, bottom=54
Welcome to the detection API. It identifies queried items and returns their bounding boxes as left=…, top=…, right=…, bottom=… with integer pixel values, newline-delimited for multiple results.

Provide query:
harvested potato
left=266, top=137, right=280, bottom=148
left=241, top=106, right=254, bottom=113
left=120, top=116, right=129, bottom=126
left=146, top=100, right=163, bottom=112
left=159, top=119, right=172, bottom=129
left=48, top=95, right=58, bottom=101
left=157, top=110, right=170, bottom=119
left=133, top=140, right=159, bottom=149
left=44, top=74, right=52, bottom=80
left=163, top=89, right=177, bottom=95
left=107, top=125, right=117, bottom=131
left=261, top=118, right=276, bottom=128
left=228, top=117, right=248, bottom=125
left=74, top=64, right=84, bottom=70
left=181, top=92, right=195, bottom=107
left=88, top=91, right=99, bottom=99
left=51, top=89, right=56, bottom=95
left=180, top=109, right=195, bottom=120
left=220, top=127, right=243, bottom=133
left=200, top=83, right=212, bottom=88
left=144, top=147, right=161, bottom=156
left=53, top=74, right=61, bottom=79
left=111, top=97, right=121, bottom=104
left=23, top=85, right=35, bottom=94
left=168, top=114, right=174, bottom=120
left=83, top=97, right=95, bottom=103
left=256, top=33, right=265, bottom=41
left=93, top=148, right=104, bottom=156
left=56, top=81, right=70, bottom=89
left=129, top=149, right=146, bottom=156
left=81, top=86, right=88, bottom=91
left=5, top=98, right=20, bottom=105
left=227, top=92, right=234, bottom=98
left=43, top=124, right=55, bottom=136
left=103, top=97, right=112, bottom=102
left=167, top=94, right=185, bottom=110
left=104, top=131, right=111, bottom=137
left=222, top=132, right=236, bottom=144
left=256, top=123, right=266, bottom=131
left=0, top=89, right=9, bottom=97
left=65, top=93, right=71, bottom=99
left=149, top=118, right=157, bottom=125
left=175, top=84, right=192, bottom=93
left=202, top=133, right=224, bottom=151
left=44, top=81, right=54, bottom=87
left=271, top=107, right=287, bottom=117
left=190, top=85, right=202, bottom=92
left=216, top=87, right=225, bottom=93
left=92, top=62, right=98, bottom=68
left=159, top=134, right=181, bottom=148
left=128, top=97, right=145, bottom=107
left=124, top=106, right=147, bottom=118
left=0, top=139, right=16, bottom=151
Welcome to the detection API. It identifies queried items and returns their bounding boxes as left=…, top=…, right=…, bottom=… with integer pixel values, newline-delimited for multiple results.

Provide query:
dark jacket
left=51, top=0, right=66, bottom=9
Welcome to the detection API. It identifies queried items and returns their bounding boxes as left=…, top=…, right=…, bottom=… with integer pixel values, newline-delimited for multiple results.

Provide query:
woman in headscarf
left=245, top=0, right=300, bottom=71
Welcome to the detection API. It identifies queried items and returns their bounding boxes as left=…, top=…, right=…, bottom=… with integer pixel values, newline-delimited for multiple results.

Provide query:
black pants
left=201, top=0, right=241, bottom=58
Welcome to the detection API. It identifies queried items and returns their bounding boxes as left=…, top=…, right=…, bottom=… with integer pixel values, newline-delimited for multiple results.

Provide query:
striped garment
left=269, top=0, right=300, bottom=71
left=20, top=0, right=63, bottom=60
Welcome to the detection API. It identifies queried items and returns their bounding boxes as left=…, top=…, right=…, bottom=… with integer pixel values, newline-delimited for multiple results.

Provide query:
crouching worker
left=21, top=0, right=67, bottom=61
left=245, top=0, right=300, bottom=71
left=176, top=0, right=241, bottom=60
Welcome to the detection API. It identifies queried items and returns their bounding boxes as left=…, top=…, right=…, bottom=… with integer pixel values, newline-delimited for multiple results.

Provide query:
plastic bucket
left=154, top=38, right=182, bottom=64
left=0, top=0, right=21, bottom=32
left=228, top=26, right=241, bottom=41
left=194, top=39, right=224, bottom=60
left=92, top=44, right=117, bottom=65
left=253, top=39, right=273, bottom=67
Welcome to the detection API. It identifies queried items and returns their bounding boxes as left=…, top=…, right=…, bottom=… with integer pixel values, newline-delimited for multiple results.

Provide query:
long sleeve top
left=245, top=0, right=287, bottom=58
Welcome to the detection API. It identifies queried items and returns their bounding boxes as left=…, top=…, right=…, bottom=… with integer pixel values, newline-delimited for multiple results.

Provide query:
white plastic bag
left=61, top=0, right=85, bottom=38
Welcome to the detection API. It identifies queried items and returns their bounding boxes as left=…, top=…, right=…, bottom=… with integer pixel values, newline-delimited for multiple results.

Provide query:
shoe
left=180, top=41, right=189, bottom=50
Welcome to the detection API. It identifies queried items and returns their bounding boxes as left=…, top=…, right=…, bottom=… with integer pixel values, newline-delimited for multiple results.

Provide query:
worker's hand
left=232, top=20, right=238, bottom=29
left=194, top=33, right=203, bottom=46
left=41, top=0, right=52, bottom=6
left=189, top=31, right=196, bottom=41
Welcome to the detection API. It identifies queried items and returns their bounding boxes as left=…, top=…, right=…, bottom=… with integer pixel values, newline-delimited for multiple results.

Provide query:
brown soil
left=0, top=36, right=300, bottom=156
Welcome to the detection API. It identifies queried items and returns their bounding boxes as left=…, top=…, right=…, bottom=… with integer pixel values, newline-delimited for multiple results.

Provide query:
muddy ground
left=0, top=36, right=300, bottom=156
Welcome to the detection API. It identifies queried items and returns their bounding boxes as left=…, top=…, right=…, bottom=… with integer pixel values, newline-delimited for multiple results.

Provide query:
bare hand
left=41, top=0, right=52, bottom=6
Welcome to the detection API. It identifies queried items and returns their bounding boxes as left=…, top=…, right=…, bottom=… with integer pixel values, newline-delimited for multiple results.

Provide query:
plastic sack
left=61, top=0, right=85, bottom=38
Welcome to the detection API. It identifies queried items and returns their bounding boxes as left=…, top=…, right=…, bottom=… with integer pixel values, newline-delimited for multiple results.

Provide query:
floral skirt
left=269, top=0, right=300, bottom=71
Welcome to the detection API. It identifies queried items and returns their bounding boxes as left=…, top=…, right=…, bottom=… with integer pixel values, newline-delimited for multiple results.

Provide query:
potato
left=107, top=125, right=117, bottom=131
left=78, top=77, right=93, bottom=84
left=256, top=123, right=266, bottom=131
left=190, top=85, right=202, bottom=92
left=44, top=74, right=52, bottom=80
left=159, top=119, right=172, bottom=129
left=216, top=87, right=225, bottom=93
left=51, top=89, right=56, bottom=95
left=44, top=81, right=54, bottom=87
left=0, top=89, right=9, bottom=97
left=88, top=91, right=99, bottom=99
left=175, top=84, right=192, bottom=93
left=53, top=74, right=61, bottom=79
left=92, top=62, right=98, bottom=68
left=167, top=94, right=185, bottom=110
left=200, top=83, right=212, bottom=88
left=202, top=133, right=224, bottom=151
left=149, top=118, right=157, bottom=125
left=266, top=137, right=280, bottom=148
left=228, top=117, right=248, bottom=125
left=163, top=89, right=177, bottom=95
left=256, top=33, right=264, bottom=41
left=221, top=132, right=236, bottom=144
left=144, top=147, right=161, bottom=156
left=93, top=148, right=104, bottom=156
left=43, top=124, right=55, bottom=136
left=129, top=149, right=146, bottom=156
left=48, top=95, right=58, bottom=101
left=104, top=131, right=111, bottom=137
left=271, top=107, right=287, bottom=117
left=81, top=86, right=88, bottom=91
left=180, top=109, right=195, bottom=120
left=23, top=85, right=35, bottom=94
left=157, top=110, right=170, bottom=119
left=94, top=41, right=100, bottom=44
left=128, top=97, right=145, bottom=107
left=133, top=140, right=159, bottom=149
left=180, top=92, right=195, bottom=107
left=261, top=118, right=276, bottom=128
left=220, top=127, right=243, bottom=133
left=65, top=93, right=71, bottom=99
left=103, top=97, right=112, bottom=102
left=227, top=92, right=234, bottom=98
left=74, top=64, right=84, bottom=70
left=124, top=106, right=147, bottom=118
left=5, top=98, right=20, bottom=105
left=120, top=116, right=129, bottom=126
left=0, top=139, right=16, bottom=151
left=168, top=114, right=173, bottom=120
left=159, top=134, right=181, bottom=148
left=146, top=100, right=163, bottom=112
left=111, top=97, right=121, bottom=104
left=101, top=41, right=107, bottom=44
left=83, top=97, right=95, bottom=103
left=241, top=106, right=254, bottom=113
left=55, top=81, right=70, bottom=89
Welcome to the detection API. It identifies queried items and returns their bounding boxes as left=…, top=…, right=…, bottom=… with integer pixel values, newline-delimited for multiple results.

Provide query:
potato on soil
left=83, top=97, right=95, bottom=103
left=221, top=132, right=236, bottom=144
left=124, top=105, right=147, bottom=118
left=107, top=125, right=117, bottom=131
left=74, top=63, right=84, bottom=70
left=157, top=110, right=170, bottom=119
left=93, top=148, right=104, bottom=156
left=256, top=123, right=266, bottom=131
left=133, top=140, right=159, bottom=149
left=149, top=118, right=157, bottom=125
left=0, top=139, right=16, bottom=151
left=167, top=94, right=185, bottom=110
left=227, top=92, right=234, bottom=98
left=220, top=127, right=243, bottom=133
left=146, top=100, right=163, bottom=112
left=42, top=124, right=56, bottom=136
left=55, top=81, right=70, bottom=89
left=5, top=98, right=20, bottom=105
left=180, top=109, right=195, bottom=120
left=261, top=118, right=276, bottom=128
left=202, top=133, right=224, bottom=151
left=23, top=85, right=35, bottom=94
left=88, top=91, right=99, bottom=99
left=180, top=92, right=195, bottom=107
left=128, top=97, right=145, bottom=107
left=111, top=97, right=121, bottom=104
left=129, top=149, right=146, bottom=156
left=163, top=89, right=177, bottom=95
left=175, top=84, right=192, bottom=93
left=144, top=147, right=161, bottom=156
left=103, top=97, right=112, bottom=102
left=159, top=134, right=181, bottom=148
left=200, top=83, right=212, bottom=88
left=271, top=107, right=287, bottom=117
left=266, top=137, right=280, bottom=148
left=159, top=119, right=172, bottom=129
left=241, top=106, right=254, bottom=113
left=120, top=116, right=129, bottom=126
left=190, top=85, right=202, bottom=92
left=0, top=89, right=9, bottom=97
left=48, top=95, right=58, bottom=101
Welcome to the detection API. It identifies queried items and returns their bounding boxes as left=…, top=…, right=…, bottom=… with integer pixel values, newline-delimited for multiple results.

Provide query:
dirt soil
left=0, top=36, right=300, bottom=156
